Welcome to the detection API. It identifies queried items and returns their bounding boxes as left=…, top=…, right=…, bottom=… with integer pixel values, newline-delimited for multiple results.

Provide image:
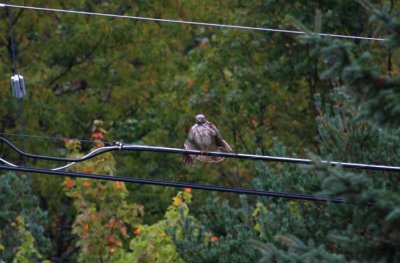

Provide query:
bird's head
left=195, top=114, right=207, bottom=124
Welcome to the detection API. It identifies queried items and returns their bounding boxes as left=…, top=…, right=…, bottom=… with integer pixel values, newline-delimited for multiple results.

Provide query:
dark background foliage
left=0, top=0, right=399, bottom=262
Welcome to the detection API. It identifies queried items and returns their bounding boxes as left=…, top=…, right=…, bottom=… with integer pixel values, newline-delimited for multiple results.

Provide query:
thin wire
left=16, top=98, right=26, bottom=150
left=6, top=6, right=17, bottom=74
left=0, top=164, right=350, bottom=204
left=2, top=136, right=400, bottom=173
left=5, top=7, right=37, bottom=246
left=7, top=6, right=27, bottom=162
left=0, top=3, right=387, bottom=42
left=0, top=132, right=112, bottom=144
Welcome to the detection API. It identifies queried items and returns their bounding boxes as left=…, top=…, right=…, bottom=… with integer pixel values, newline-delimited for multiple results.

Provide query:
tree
left=0, top=172, right=49, bottom=262
left=249, top=1, right=400, bottom=261
left=1, top=1, right=399, bottom=262
left=62, top=123, right=144, bottom=262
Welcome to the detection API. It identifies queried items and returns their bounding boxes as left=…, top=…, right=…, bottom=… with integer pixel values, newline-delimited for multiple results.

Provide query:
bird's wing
left=207, top=121, right=221, bottom=135
left=217, top=139, right=233, bottom=152
left=208, top=121, right=233, bottom=152
left=188, top=124, right=197, bottom=142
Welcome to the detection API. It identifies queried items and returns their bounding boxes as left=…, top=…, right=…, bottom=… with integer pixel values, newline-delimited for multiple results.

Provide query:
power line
left=1, top=136, right=400, bottom=172
left=0, top=3, right=386, bottom=42
left=5, top=6, right=37, bottom=245
left=0, top=164, right=348, bottom=204
left=6, top=6, right=17, bottom=74
left=6, top=6, right=27, bottom=162
left=0, top=132, right=112, bottom=144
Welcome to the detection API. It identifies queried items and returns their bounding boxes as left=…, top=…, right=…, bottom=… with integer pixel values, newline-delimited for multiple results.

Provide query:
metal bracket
left=11, top=74, right=26, bottom=98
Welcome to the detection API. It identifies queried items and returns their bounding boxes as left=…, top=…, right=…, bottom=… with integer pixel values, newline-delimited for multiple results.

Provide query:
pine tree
left=168, top=195, right=259, bottom=263
left=251, top=1, right=400, bottom=261
left=0, top=172, right=49, bottom=262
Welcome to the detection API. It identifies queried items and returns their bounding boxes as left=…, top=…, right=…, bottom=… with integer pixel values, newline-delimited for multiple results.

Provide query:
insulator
left=11, top=74, right=26, bottom=98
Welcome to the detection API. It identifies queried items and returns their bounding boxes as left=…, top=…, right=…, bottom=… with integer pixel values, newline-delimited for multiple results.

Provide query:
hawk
left=182, top=114, right=233, bottom=166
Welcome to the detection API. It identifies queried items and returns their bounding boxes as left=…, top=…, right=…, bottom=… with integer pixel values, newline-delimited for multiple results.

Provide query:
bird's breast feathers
left=190, top=124, right=216, bottom=148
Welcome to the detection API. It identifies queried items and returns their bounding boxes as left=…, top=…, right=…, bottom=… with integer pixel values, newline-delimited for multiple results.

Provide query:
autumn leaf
left=187, top=79, right=196, bottom=85
left=172, top=197, right=182, bottom=206
left=108, top=218, right=116, bottom=228
left=115, top=181, right=123, bottom=190
left=133, top=228, right=141, bottom=236
left=121, top=226, right=127, bottom=237
left=90, top=132, right=105, bottom=140
left=211, top=236, right=219, bottom=242
left=65, top=180, right=74, bottom=188
left=201, top=87, right=209, bottom=93
left=83, top=167, right=93, bottom=174
left=108, top=236, right=115, bottom=246
left=83, top=223, right=90, bottom=231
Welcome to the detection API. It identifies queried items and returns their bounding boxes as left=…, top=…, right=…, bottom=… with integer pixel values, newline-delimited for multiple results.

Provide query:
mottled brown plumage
left=182, top=114, right=233, bottom=166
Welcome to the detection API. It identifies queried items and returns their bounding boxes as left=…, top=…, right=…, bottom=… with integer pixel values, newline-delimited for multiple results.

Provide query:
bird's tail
left=182, top=153, right=195, bottom=167
left=182, top=142, right=196, bottom=167
left=195, top=155, right=224, bottom=163
left=195, top=146, right=228, bottom=163
left=182, top=141, right=228, bottom=166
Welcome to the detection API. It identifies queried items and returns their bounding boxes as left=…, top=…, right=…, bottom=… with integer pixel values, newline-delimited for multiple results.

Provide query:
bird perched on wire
left=182, top=114, right=233, bottom=166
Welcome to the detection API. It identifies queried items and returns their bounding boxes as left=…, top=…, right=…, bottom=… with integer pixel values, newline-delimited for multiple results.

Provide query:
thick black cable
left=0, top=136, right=115, bottom=162
left=0, top=132, right=113, bottom=145
left=0, top=164, right=347, bottom=204
left=1, top=136, right=400, bottom=172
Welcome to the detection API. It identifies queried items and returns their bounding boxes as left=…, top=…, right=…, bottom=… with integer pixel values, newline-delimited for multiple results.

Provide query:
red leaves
left=90, top=132, right=104, bottom=140
left=108, top=219, right=116, bottom=229
left=133, top=228, right=141, bottom=236
left=108, top=236, right=115, bottom=246
left=83, top=223, right=90, bottom=231
left=187, top=79, right=196, bottom=85
left=211, top=236, right=219, bottom=242
left=65, top=179, right=74, bottom=188
left=115, top=181, right=123, bottom=190
left=83, top=167, right=93, bottom=174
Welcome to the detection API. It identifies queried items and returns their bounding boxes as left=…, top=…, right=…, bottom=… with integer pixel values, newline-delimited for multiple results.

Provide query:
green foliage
left=127, top=191, right=191, bottom=262
left=251, top=236, right=346, bottom=263
left=0, top=172, right=49, bottom=262
left=12, top=216, right=49, bottom=263
left=62, top=125, right=144, bottom=262
left=168, top=195, right=259, bottom=262
left=1, top=1, right=400, bottom=262
left=294, top=1, right=400, bottom=127
left=248, top=1, right=400, bottom=257
left=245, top=92, right=400, bottom=262
left=308, top=90, right=400, bottom=260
